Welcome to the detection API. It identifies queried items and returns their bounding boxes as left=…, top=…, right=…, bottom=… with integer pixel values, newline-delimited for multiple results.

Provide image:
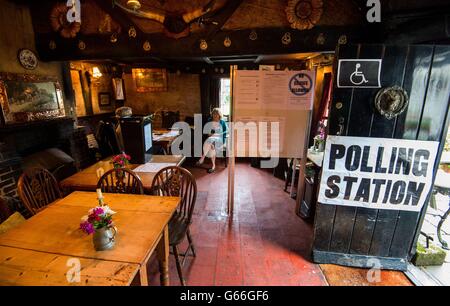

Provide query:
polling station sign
left=318, top=136, right=439, bottom=212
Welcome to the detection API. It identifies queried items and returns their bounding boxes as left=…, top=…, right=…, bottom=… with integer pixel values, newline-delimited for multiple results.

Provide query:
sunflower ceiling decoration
left=50, top=3, right=81, bottom=38
left=285, top=0, right=323, bottom=31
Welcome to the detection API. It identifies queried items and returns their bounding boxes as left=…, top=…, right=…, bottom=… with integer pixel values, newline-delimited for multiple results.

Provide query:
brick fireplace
left=0, top=118, right=91, bottom=215
left=0, top=142, right=22, bottom=199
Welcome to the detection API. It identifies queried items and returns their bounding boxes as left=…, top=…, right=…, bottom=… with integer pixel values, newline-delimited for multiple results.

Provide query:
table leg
left=156, top=225, right=170, bottom=286
left=139, top=265, right=148, bottom=286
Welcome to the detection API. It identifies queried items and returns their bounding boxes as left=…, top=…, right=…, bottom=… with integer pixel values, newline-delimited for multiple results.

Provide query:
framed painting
left=0, top=73, right=66, bottom=125
left=98, top=92, right=111, bottom=106
left=132, top=68, right=168, bottom=93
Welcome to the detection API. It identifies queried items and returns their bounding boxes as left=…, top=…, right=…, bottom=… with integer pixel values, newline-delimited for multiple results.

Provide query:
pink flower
left=92, top=207, right=104, bottom=216
left=80, top=221, right=95, bottom=234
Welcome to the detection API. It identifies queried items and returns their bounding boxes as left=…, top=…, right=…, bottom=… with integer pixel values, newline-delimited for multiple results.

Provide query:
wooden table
left=60, top=155, right=185, bottom=194
left=0, top=192, right=180, bottom=286
left=153, top=129, right=182, bottom=154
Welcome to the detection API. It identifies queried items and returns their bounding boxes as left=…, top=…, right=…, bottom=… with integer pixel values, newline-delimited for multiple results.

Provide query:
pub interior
left=0, top=0, right=449, bottom=287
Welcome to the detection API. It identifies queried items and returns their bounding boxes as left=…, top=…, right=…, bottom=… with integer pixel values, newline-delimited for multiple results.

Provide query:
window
left=219, top=78, right=231, bottom=119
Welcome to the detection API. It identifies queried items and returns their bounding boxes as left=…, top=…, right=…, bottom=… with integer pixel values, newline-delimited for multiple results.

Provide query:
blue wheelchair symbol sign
left=289, top=73, right=312, bottom=96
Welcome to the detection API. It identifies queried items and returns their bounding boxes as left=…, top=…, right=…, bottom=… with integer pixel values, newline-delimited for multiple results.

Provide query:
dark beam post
left=204, top=0, right=243, bottom=40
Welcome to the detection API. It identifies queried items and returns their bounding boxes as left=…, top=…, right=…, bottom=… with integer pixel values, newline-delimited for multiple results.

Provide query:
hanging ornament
left=224, top=37, right=231, bottom=48
left=110, top=33, right=118, bottom=43
left=285, top=0, right=323, bottom=30
left=316, top=33, right=325, bottom=45
left=249, top=30, right=258, bottom=41
left=199, top=39, right=208, bottom=51
left=338, top=35, right=348, bottom=45
left=143, top=40, right=151, bottom=51
left=128, top=26, right=137, bottom=38
left=281, top=32, right=292, bottom=45
left=78, top=40, right=86, bottom=50
left=220, top=68, right=224, bottom=74
left=49, top=40, right=57, bottom=50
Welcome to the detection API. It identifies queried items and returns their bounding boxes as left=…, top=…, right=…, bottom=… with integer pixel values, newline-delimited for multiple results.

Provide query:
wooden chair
left=151, top=166, right=197, bottom=286
left=0, top=197, right=13, bottom=223
left=18, top=168, right=62, bottom=216
left=97, top=168, right=144, bottom=194
left=161, top=111, right=180, bottom=129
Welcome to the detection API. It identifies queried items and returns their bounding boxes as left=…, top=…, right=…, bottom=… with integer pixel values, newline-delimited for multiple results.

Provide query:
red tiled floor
left=146, top=161, right=327, bottom=286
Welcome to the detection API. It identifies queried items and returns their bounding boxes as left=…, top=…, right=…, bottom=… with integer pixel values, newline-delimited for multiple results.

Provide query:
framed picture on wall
left=98, top=92, right=111, bottom=106
left=112, top=78, right=125, bottom=100
left=0, top=73, right=66, bottom=125
left=132, top=68, right=168, bottom=93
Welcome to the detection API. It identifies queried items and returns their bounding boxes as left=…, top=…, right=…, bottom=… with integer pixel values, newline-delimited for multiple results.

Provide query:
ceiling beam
left=35, top=26, right=374, bottom=62
left=204, top=0, right=244, bottom=40
left=92, top=0, right=144, bottom=35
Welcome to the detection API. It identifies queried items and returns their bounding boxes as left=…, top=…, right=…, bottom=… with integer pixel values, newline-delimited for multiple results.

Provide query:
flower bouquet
left=80, top=193, right=117, bottom=251
left=313, top=131, right=326, bottom=152
left=111, top=152, right=131, bottom=169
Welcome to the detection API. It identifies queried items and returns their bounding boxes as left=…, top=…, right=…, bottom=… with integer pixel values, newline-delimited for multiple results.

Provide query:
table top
left=60, top=155, right=185, bottom=192
left=0, top=192, right=180, bottom=265
left=0, top=245, right=140, bottom=286
left=153, top=129, right=181, bottom=143
left=307, top=149, right=324, bottom=167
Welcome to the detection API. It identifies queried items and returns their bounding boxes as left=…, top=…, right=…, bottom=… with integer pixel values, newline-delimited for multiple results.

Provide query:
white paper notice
left=258, top=116, right=285, bottom=156
left=234, top=116, right=259, bottom=157
left=260, top=71, right=287, bottom=109
left=133, top=163, right=177, bottom=173
left=234, top=71, right=261, bottom=110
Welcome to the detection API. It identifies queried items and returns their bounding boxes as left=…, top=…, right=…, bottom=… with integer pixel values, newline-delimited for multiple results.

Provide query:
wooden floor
left=143, top=161, right=413, bottom=286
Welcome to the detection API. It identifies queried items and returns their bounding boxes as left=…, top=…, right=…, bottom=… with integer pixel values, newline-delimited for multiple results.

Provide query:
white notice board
left=233, top=70, right=315, bottom=158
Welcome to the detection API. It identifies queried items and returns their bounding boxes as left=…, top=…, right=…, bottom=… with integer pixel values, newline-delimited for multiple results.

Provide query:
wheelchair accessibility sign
left=337, top=59, right=382, bottom=88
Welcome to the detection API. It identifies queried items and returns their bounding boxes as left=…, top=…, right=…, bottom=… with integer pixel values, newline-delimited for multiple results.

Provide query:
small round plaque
left=199, top=39, right=208, bottom=51
left=18, top=49, right=38, bottom=70
left=143, top=41, right=151, bottom=51
left=224, top=37, right=231, bottom=48
left=78, top=40, right=86, bottom=50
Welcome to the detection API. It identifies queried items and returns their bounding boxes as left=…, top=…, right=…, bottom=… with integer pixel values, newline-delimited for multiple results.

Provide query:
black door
left=313, top=44, right=450, bottom=271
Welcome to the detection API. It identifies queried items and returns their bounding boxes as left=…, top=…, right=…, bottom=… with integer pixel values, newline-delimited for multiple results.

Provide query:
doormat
left=319, top=264, right=413, bottom=286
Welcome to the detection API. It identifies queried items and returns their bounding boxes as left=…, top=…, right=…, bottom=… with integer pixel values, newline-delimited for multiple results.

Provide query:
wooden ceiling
left=15, top=0, right=450, bottom=62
